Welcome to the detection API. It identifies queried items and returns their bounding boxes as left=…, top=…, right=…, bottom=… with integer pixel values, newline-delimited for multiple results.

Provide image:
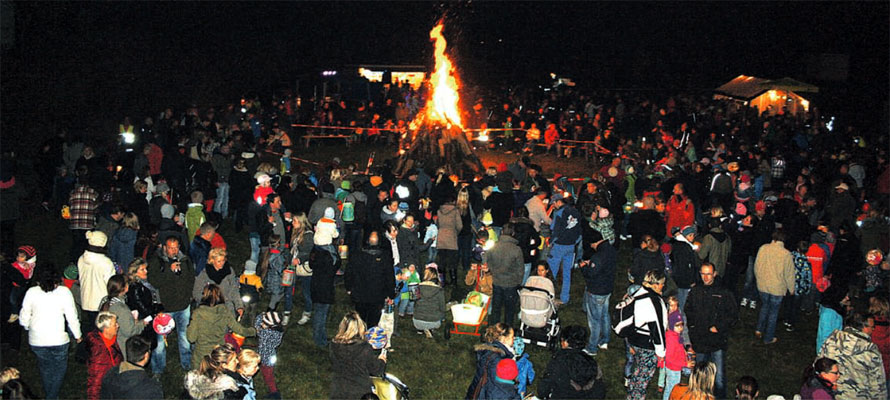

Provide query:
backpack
left=611, top=289, right=658, bottom=338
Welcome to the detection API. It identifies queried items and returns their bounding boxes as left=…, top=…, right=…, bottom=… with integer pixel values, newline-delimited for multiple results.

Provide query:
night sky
left=1, top=2, right=887, bottom=142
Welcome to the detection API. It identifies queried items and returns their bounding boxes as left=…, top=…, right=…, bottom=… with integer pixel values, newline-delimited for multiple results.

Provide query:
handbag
left=294, top=261, right=313, bottom=277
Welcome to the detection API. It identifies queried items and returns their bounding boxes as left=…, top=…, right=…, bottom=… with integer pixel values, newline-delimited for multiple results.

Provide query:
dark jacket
left=146, top=249, right=195, bottom=312
left=550, top=205, right=582, bottom=245
left=346, top=246, right=396, bottom=304
left=329, top=341, right=386, bottom=400
left=669, top=238, right=700, bottom=289
left=510, top=217, right=541, bottom=264
left=684, top=277, right=737, bottom=353
left=310, top=246, right=337, bottom=305
left=580, top=241, right=616, bottom=296
left=478, top=378, right=521, bottom=400
left=189, top=236, right=212, bottom=277
left=698, top=227, right=732, bottom=277
left=100, top=361, right=164, bottom=400
left=537, top=348, right=606, bottom=399
left=109, top=227, right=138, bottom=268
left=465, top=341, right=512, bottom=399
left=484, top=235, right=524, bottom=288
left=483, top=191, right=513, bottom=228
left=413, top=281, right=446, bottom=322
left=396, top=225, right=432, bottom=269
left=631, top=249, right=666, bottom=286
left=799, top=376, right=836, bottom=400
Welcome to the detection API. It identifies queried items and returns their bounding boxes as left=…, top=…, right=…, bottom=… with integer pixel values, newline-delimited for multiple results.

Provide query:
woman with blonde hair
left=288, top=212, right=315, bottom=326
left=125, top=258, right=163, bottom=349
left=466, top=323, right=515, bottom=398
left=193, top=248, right=243, bottom=317
left=670, top=361, right=717, bottom=400
left=187, top=284, right=256, bottom=370
left=329, top=311, right=386, bottom=399
left=223, top=349, right=261, bottom=400
left=456, top=186, right=475, bottom=270
left=184, top=344, right=239, bottom=400
left=626, top=269, right=669, bottom=400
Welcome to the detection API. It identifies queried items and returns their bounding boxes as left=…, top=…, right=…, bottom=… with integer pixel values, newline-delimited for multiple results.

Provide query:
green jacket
left=413, top=282, right=446, bottom=322
left=187, top=304, right=255, bottom=369
left=147, top=249, right=195, bottom=312
left=185, top=203, right=205, bottom=243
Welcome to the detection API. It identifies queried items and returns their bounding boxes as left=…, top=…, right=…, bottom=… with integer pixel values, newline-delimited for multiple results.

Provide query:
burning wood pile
left=394, top=21, right=484, bottom=177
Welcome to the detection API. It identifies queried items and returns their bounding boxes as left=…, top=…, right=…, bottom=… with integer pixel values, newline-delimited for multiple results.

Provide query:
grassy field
left=3, top=143, right=815, bottom=399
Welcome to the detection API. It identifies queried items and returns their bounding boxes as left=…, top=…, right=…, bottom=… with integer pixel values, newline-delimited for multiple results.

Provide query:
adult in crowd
left=189, top=222, right=216, bottom=276
left=288, top=212, right=315, bottom=326
left=99, top=336, right=164, bottom=399
left=147, top=236, right=195, bottom=374
left=668, top=361, right=717, bottom=400
left=192, top=248, right=243, bottom=318
left=669, top=225, right=700, bottom=310
left=485, top=222, right=524, bottom=326
left=328, top=311, right=386, bottom=400
left=869, top=297, right=890, bottom=393
left=547, top=192, right=582, bottom=305
left=625, top=269, right=668, bottom=400
left=818, top=312, right=887, bottom=399
left=157, top=204, right=188, bottom=254
left=310, top=218, right=339, bottom=347
left=525, top=187, right=552, bottom=233
left=396, top=214, right=432, bottom=270
left=187, top=284, right=256, bottom=370
left=698, top=215, right=732, bottom=279
left=125, top=258, right=164, bottom=349
left=816, top=285, right=849, bottom=353
left=579, top=229, right=616, bottom=356
left=79, top=230, right=116, bottom=332
left=85, top=311, right=123, bottom=400
left=69, top=168, right=99, bottom=262
left=19, top=266, right=82, bottom=399
left=800, top=357, right=840, bottom=400
left=510, top=207, right=542, bottom=285
left=684, top=262, right=737, bottom=399
left=465, top=323, right=515, bottom=399
left=537, top=325, right=606, bottom=399
left=436, top=195, right=463, bottom=285
left=627, top=196, right=665, bottom=249
left=99, top=274, right=146, bottom=358
left=753, top=231, right=796, bottom=345
left=109, top=213, right=140, bottom=268
left=345, top=230, right=395, bottom=328
left=630, top=235, right=667, bottom=287
left=664, top=183, right=695, bottom=240
left=183, top=344, right=239, bottom=400
left=413, top=267, right=446, bottom=338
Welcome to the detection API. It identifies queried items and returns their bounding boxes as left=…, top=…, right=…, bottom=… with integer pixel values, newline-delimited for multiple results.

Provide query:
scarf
left=137, top=278, right=162, bottom=305
left=206, top=262, right=231, bottom=285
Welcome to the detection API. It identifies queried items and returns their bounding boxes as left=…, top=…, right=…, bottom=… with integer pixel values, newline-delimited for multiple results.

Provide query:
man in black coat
left=537, top=325, right=606, bottom=399
left=684, top=263, right=737, bottom=399
left=345, top=231, right=396, bottom=327
left=669, top=225, right=701, bottom=310
left=100, top=335, right=163, bottom=399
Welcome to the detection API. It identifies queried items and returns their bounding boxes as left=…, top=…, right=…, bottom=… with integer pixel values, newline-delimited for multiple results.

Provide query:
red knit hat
left=16, top=245, right=36, bottom=259
left=495, top=358, right=519, bottom=381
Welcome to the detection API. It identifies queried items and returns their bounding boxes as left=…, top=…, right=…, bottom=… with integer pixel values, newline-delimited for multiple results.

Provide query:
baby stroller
left=371, top=373, right=409, bottom=400
left=517, top=284, right=560, bottom=350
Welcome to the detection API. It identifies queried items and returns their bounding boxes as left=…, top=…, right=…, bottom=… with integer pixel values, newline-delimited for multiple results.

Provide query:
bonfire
left=394, top=21, right=484, bottom=177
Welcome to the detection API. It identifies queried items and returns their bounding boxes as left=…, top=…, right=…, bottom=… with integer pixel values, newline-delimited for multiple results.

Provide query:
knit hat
left=244, top=260, right=257, bottom=275
left=161, top=203, right=175, bottom=219
left=86, top=230, right=108, bottom=247
left=156, top=182, right=170, bottom=193
left=261, top=311, right=284, bottom=331
left=398, top=202, right=409, bottom=211
left=370, top=175, right=383, bottom=187
left=63, top=264, right=79, bottom=280
left=668, top=311, right=684, bottom=329
left=680, top=225, right=696, bottom=237
left=740, top=174, right=751, bottom=183
left=495, top=359, right=519, bottom=381
left=16, top=245, right=36, bottom=259
left=256, top=173, right=272, bottom=185
left=340, top=180, right=352, bottom=191
left=551, top=192, right=565, bottom=203
left=324, top=207, right=335, bottom=219
left=513, top=337, right=526, bottom=356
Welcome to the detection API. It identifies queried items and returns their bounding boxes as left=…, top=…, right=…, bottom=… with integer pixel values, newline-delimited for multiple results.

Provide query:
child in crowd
left=6, top=245, right=36, bottom=323
left=660, top=312, right=691, bottom=400
left=397, top=265, right=420, bottom=317
left=423, top=217, right=438, bottom=262
left=229, top=349, right=261, bottom=400
left=864, top=249, right=884, bottom=293
left=239, top=260, right=263, bottom=324
left=479, top=358, right=521, bottom=399
left=589, top=206, right=616, bottom=245
left=513, top=338, right=535, bottom=398
left=264, top=235, right=288, bottom=312
left=185, top=190, right=206, bottom=242
left=658, top=295, right=691, bottom=393
left=255, top=311, right=284, bottom=399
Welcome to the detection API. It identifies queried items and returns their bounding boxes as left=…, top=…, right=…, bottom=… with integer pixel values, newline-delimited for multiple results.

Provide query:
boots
left=449, top=269, right=458, bottom=286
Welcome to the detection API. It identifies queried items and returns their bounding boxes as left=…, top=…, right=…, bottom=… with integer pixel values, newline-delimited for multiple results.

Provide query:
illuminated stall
left=714, top=75, right=818, bottom=116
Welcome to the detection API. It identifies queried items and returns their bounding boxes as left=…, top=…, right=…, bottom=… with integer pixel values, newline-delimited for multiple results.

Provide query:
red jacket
left=665, top=195, right=694, bottom=238
left=658, top=330, right=688, bottom=371
left=147, top=143, right=164, bottom=176
left=86, top=330, right=123, bottom=400
left=807, top=244, right=829, bottom=292
left=873, top=316, right=890, bottom=380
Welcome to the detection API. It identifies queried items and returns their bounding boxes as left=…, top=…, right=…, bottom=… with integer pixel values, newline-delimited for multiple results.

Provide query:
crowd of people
left=0, top=78, right=889, bottom=399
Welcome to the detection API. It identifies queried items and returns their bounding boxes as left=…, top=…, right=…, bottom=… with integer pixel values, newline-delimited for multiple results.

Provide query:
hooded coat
left=436, top=203, right=463, bottom=251
left=413, top=281, right=446, bottom=323
left=484, top=235, right=524, bottom=288
left=186, top=304, right=255, bottom=369
left=698, top=226, right=732, bottom=277
left=100, top=361, right=164, bottom=399
left=465, top=341, right=512, bottom=399
left=537, top=348, right=606, bottom=399
left=329, top=341, right=386, bottom=400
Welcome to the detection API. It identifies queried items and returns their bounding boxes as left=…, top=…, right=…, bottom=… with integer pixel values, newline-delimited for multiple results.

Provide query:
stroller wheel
left=547, top=338, right=557, bottom=352
left=444, top=328, right=451, bottom=340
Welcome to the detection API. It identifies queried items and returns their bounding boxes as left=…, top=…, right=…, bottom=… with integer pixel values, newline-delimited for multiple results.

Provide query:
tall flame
left=422, top=22, right=463, bottom=129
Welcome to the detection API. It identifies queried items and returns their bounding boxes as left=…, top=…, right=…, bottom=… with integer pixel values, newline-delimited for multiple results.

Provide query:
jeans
left=151, top=307, right=192, bottom=374
left=662, top=368, right=682, bottom=400
left=676, top=288, right=690, bottom=311
left=548, top=244, right=576, bottom=304
left=696, top=350, right=726, bottom=399
left=624, top=340, right=634, bottom=378
left=490, top=285, right=519, bottom=326
left=249, top=232, right=261, bottom=263
left=312, top=303, right=331, bottom=346
left=742, top=256, right=758, bottom=302
left=756, top=292, right=784, bottom=343
left=522, top=263, right=532, bottom=286
left=398, top=298, right=415, bottom=316
left=285, top=276, right=312, bottom=314
left=32, top=344, right=69, bottom=399
left=214, top=182, right=229, bottom=219
left=584, top=292, right=611, bottom=354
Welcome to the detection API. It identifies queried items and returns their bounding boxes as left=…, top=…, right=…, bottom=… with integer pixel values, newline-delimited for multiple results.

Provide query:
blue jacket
left=189, top=236, right=212, bottom=276
left=817, top=305, right=843, bottom=353
left=550, top=205, right=582, bottom=245
left=478, top=378, right=521, bottom=400
left=109, top=227, right=138, bottom=268
left=515, top=353, right=535, bottom=397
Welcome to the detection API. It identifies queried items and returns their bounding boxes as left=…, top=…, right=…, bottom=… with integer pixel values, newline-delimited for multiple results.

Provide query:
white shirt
left=386, top=233, right=400, bottom=266
left=20, top=285, right=82, bottom=347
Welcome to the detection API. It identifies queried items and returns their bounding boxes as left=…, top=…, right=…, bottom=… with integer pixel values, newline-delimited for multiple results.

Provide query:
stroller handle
left=518, top=285, right=554, bottom=298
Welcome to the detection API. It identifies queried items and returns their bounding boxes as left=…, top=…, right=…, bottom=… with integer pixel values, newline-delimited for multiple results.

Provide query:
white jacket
left=314, top=217, right=340, bottom=246
left=78, top=250, right=116, bottom=311
left=20, top=286, right=82, bottom=347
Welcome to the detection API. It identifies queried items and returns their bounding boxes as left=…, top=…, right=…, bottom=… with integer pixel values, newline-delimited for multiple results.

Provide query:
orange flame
left=421, top=22, right=463, bottom=129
